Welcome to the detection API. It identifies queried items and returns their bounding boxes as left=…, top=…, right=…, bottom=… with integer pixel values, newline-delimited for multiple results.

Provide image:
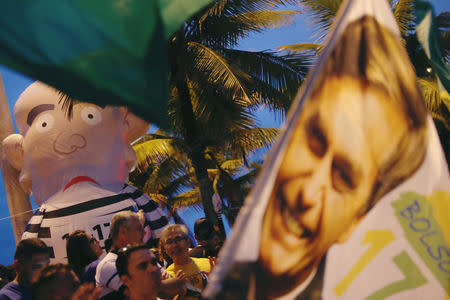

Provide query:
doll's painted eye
left=35, top=113, right=55, bottom=133
left=81, top=106, right=102, bottom=125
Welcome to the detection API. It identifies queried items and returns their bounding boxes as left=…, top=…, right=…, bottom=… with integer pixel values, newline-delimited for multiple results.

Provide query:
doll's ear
left=119, top=107, right=150, bottom=143
left=2, top=134, right=24, bottom=171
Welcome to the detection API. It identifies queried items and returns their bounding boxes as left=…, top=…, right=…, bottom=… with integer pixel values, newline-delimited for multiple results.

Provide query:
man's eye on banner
left=204, top=0, right=449, bottom=300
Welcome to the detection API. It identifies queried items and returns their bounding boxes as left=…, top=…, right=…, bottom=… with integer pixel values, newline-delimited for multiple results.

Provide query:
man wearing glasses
left=116, top=244, right=162, bottom=300
left=161, top=224, right=213, bottom=300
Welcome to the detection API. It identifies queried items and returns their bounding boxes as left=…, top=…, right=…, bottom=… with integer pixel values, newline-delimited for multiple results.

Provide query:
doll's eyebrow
left=27, top=104, right=55, bottom=126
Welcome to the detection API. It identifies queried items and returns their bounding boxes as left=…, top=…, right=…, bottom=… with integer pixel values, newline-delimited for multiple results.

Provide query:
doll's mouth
left=63, top=176, right=99, bottom=191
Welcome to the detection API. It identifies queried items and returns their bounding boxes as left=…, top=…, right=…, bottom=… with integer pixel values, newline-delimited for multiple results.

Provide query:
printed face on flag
left=204, top=12, right=434, bottom=299
left=253, top=15, right=429, bottom=298
left=258, top=76, right=412, bottom=291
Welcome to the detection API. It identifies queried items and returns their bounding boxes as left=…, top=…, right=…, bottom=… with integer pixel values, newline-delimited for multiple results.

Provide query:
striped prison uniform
left=22, top=184, right=168, bottom=263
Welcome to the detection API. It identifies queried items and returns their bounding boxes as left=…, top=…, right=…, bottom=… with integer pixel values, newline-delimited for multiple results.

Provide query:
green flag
left=0, top=0, right=213, bottom=129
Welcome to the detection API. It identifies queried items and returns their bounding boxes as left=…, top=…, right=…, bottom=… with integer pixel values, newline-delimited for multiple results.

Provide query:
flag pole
left=0, top=72, right=32, bottom=243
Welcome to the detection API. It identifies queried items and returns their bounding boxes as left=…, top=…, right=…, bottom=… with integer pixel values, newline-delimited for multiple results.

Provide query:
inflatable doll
left=2, top=82, right=168, bottom=262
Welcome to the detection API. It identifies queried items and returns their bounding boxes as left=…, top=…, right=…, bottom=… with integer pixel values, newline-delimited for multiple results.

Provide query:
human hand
left=208, top=256, right=216, bottom=270
left=160, top=277, right=187, bottom=297
left=161, top=270, right=171, bottom=280
left=175, top=269, right=188, bottom=282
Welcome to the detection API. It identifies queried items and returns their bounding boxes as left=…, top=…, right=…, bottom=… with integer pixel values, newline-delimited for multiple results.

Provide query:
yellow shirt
left=166, top=257, right=211, bottom=300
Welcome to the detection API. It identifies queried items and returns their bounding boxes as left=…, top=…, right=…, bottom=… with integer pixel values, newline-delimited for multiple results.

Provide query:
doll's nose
left=53, top=133, right=86, bottom=154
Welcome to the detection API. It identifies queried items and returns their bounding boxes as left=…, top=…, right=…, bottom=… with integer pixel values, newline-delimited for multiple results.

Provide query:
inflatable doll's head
left=3, top=81, right=150, bottom=204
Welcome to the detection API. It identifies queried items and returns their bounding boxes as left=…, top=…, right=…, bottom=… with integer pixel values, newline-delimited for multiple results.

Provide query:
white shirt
left=95, top=252, right=122, bottom=298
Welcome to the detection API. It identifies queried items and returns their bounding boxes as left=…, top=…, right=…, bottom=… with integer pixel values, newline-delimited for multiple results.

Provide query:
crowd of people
left=0, top=212, right=223, bottom=300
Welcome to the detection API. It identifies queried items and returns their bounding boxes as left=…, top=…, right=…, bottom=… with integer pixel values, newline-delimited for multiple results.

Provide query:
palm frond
left=133, top=134, right=188, bottom=171
left=220, top=49, right=310, bottom=110
left=133, top=137, right=176, bottom=166
left=299, top=0, right=342, bottom=41
left=198, top=0, right=229, bottom=24
left=169, top=189, right=202, bottom=209
left=220, top=158, right=245, bottom=171
left=230, top=10, right=298, bottom=30
left=277, top=42, right=323, bottom=52
left=188, top=41, right=253, bottom=104
left=199, top=0, right=299, bottom=21
left=193, top=10, right=298, bottom=48
left=392, top=0, right=414, bottom=37
left=147, top=193, right=168, bottom=206
left=160, top=173, right=196, bottom=196
left=224, top=127, right=280, bottom=157
left=418, top=77, right=441, bottom=113
left=143, top=157, right=190, bottom=193
left=186, top=79, right=257, bottom=133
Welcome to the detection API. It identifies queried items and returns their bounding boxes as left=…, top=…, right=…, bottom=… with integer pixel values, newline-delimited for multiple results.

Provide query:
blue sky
left=0, top=0, right=448, bottom=265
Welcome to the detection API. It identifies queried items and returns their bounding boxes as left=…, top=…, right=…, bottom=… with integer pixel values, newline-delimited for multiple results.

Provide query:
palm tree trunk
left=0, top=73, right=32, bottom=243
left=170, top=29, right=225, bottom=236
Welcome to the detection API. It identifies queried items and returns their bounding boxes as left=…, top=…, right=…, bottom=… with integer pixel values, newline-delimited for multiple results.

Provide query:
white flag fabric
left=204, top=0, right=450, bottom=299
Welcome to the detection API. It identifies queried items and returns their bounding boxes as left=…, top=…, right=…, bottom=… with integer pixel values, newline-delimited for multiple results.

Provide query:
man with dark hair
left=0, top=238, right=49, bottom=300
left=0, top=265, right=16, bottom=289
left=190, top=218, right=221, bottom=258
left=116, top=244, right=162, bottom=300
left=31, top=264, right=79, bottom=300
left=31, top=264, right=101, bottom=300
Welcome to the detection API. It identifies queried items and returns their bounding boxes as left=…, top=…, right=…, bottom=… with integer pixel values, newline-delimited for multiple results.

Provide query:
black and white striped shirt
left=22, top=184, right=168, bottom=263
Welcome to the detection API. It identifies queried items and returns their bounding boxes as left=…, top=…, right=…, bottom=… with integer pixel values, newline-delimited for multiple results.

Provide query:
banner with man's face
left=204, top=0, right=450, bottom=299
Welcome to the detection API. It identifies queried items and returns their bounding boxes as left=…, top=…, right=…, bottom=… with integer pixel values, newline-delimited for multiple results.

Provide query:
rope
left=0, top=209, right=34, bottom=221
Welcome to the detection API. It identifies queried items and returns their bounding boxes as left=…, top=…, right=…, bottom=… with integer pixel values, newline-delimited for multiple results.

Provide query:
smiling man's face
left=258, top=77, right=408, bottom=296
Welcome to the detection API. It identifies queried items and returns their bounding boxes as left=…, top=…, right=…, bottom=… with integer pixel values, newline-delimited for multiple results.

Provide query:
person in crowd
left=0, top=238, right=50, bottom=300
left=31, top=264, right=101, bottom=300
left=66, top=230, right=103, bottom=283
left=149, top=248, right=167, bottom=270
left=95, top=211, right=144, bottom=299
left=212, top=15, right=428, bottom=300
left=0, top=265, right=16, bottom=289
left=116, top=244, right=162, bottom=300
left=96, top=211, right=184, bottom=300
left=189, top=218, right=221, bottom=259
left=161, top=224, right=214, bottom=300
left=158, top=239, right=173, bottom=267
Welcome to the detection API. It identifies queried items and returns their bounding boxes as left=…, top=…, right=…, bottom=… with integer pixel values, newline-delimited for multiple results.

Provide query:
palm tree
left=156, top=0, right=310, bottom=227
left=130, top=130, right=270, bottom=226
